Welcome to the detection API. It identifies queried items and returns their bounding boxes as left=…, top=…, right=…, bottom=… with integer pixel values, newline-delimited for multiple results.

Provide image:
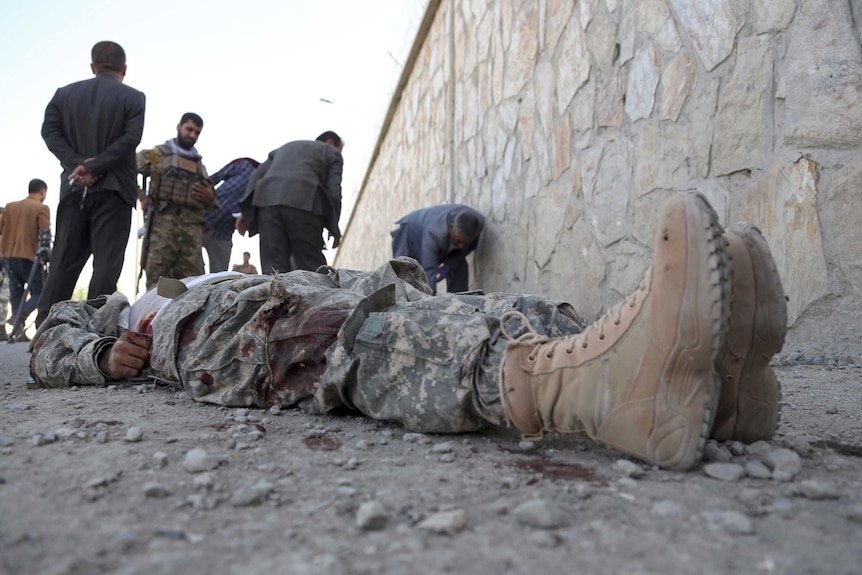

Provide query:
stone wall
left=336, top=0, right=862, bottom=357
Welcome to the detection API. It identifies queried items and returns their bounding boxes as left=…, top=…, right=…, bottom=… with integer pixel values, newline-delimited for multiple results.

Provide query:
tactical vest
left=148, top=145, right=208, bottom=210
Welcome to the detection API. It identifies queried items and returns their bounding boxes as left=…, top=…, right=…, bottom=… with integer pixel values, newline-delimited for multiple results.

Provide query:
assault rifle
left=136, top=149, right=159, bottom=297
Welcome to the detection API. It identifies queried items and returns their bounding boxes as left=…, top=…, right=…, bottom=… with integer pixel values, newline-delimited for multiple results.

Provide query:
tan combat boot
left=499, top=192, right=731, bottom=470
left=712, top=222, right=787, bottom=443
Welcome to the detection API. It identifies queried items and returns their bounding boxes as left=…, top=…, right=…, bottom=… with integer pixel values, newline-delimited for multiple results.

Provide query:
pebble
left=513, top=499, right=565, bottom=529
left=612, top=459, right=645, bottom=478
left=95, top=430, right=109, bottom=444
left=500, top=476, right=518, bottom=489
left=125, top=427, right=143, bottom=443
left=355, top=439, right=370, bottom=451
left=651, top=500, right=689, bottom=516
left=518, top=440, right=537, bottom=451
left=701, top=510, right=754, bottom=535
left=727, top=441, right=747, bottom=456
left=143, top=482, right=172, bottom=498
left=744, top=460, right=772, bottom=479
left=846, top=504, right=862, bottom=523
left=796, top=479, right=840, bottom=500
left=704, top=463, right=746, bottom=482
left=432, top=442, right=454, bottom=453
left=193, top=473, right=214, bottom=491
left=746, top=441, right=773, bottom=456
left=31, top=433, right=55, bottom=446
left=54, top=427, right=79, bottom=441
left=344, top=457, right=360, bottom=470
left=527, top=530, right=562, bottom=548
left=403, top=433, right=431, bottom=444
left=438, top=453, right=456, bottom=463
left=416, top=509, right=467, bottom=534
left=269, top=406, right=282, bottom=415
left=702, top=442, right=733, bottom=463
left=0, top=437, right=15, bottom=447
left=153, top=451, right=168, bottom=469
left=183, top=448, right=226, bottom=473
left=230, top=480, right=274, bottom=507
left=356, top=501, right=389, bottom=530
left=764, top=448, right=802, bottom=482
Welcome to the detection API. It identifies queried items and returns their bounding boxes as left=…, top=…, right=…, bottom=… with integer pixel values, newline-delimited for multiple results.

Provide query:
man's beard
left=176, top=132, right=194, bottom=150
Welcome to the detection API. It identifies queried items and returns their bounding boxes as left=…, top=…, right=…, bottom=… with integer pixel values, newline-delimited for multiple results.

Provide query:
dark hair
left=452, top=212, right=482, bottom=240
left=316, top=131, right=342, bottom=146
left=29, top=178, right=48, bottom=195
left=180, top=112, right=204, bottom=128
left=91, top=41, right=126, bottom=73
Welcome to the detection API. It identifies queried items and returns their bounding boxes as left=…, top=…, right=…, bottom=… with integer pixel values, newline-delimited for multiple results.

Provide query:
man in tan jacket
left=0, top=179, right=51, bottom=340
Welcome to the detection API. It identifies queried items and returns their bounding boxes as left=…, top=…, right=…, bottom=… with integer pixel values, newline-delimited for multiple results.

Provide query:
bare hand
left=98, top=331, right=152, bottom=379
left=191, top=181, right=215, bottom=203
left=70, top=164, right=97, bottom=187
left=236, top=214, right=247, bottom=236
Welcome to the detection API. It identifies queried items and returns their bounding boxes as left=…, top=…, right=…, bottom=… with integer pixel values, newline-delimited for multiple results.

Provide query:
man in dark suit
left=391, top=204, right=485, bottom=295
left=37, top=40, right=146, bottom=326
left=237, top=131, right=343, bottom=273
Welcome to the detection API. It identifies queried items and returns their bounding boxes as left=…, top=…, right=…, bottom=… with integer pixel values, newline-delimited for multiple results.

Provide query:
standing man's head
left=176, top=113, right=204, bottom=150
left=243, top=251, right=251, bottom=264
left=448, top=212, right=482, bottom=250
left=316, top=131, right=344, bottom=152
left=90, top=41, right=127, bottom=80
left=28, top=178, right=48, bottom=203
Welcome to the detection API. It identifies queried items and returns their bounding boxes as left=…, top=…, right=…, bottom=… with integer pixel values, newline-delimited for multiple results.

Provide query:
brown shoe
left=712, top=223, right=787, bottom=443
left=499, top=192, right=731, bottom=470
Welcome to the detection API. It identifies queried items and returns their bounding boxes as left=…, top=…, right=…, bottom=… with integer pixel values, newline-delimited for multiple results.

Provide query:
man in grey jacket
left=238, top=131, right=344, bottom=274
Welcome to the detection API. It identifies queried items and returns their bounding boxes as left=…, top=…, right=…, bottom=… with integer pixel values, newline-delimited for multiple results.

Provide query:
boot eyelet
left=565, top=347, right=573, bottom=354
left=528, top=354, right=536, bottom=361
left=581, top=342, right=588, bottom=349
left=599, top=334, right=605, bottom=340
left=614, top=320, right=620, bottom=326
left=545, top=351, right=553, bottom=359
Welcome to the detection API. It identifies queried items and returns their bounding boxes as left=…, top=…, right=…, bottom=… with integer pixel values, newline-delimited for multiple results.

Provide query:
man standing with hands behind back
left=37, top=41, right=146, bottom=327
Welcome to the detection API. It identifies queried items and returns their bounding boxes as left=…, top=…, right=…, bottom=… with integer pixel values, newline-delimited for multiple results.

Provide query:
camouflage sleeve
left=28, top=294, right=130, bottom=388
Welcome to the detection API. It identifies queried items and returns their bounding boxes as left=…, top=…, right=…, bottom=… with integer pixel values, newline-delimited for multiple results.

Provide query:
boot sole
left=714, top=222, right=787, bottom=442
left=643, top=192, right=730, bottom=469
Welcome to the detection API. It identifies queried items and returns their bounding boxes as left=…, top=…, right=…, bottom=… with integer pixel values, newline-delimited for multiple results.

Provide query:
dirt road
left=1, top=340, right=860, bottom=575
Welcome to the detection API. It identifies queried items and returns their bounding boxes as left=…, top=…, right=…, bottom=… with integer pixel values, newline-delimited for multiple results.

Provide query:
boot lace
left=499, top=277, right=648, bottom=360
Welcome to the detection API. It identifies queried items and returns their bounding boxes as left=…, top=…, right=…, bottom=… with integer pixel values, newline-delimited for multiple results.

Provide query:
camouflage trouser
left=145, top=211, right=205, bottom=290
left=315, top=292, right=583, bottom=433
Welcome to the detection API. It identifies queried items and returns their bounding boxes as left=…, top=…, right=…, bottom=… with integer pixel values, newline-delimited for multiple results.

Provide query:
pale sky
left=0, top=0, right=424, bottom=298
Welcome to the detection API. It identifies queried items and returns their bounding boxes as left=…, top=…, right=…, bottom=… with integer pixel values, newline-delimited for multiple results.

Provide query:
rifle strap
left=148, top=149, right=159, bottom=198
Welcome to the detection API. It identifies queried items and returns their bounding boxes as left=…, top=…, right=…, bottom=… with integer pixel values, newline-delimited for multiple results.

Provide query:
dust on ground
left=1, top=341, right=860, bottom=575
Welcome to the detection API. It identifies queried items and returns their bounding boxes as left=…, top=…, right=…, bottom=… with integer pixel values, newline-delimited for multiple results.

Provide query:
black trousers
left=258, top=206, right=325, bottom=274
left=36, top=189, right=131, bottom=325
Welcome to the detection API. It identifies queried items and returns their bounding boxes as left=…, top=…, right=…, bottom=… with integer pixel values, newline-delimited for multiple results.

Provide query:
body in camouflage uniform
left=29, top=258, right=583, bottom=434
left=137, top=115, right=216, bottom=290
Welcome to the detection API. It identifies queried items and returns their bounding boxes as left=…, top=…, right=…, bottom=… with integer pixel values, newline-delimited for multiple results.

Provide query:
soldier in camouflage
left=27, top=193, right=788, bottom=470
left=137, top=113, right=217, bottom=290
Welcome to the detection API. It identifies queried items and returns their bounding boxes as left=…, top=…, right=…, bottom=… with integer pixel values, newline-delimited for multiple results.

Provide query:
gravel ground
left=1, top=340, right=861, bottom=575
